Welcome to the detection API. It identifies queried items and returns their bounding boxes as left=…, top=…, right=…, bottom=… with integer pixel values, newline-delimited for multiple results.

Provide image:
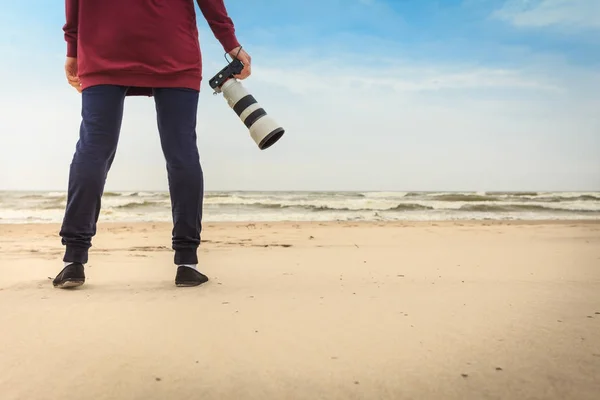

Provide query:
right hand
left=228, top=46, right=251, bottom=80
left=65, top=57, right=82, bottom=93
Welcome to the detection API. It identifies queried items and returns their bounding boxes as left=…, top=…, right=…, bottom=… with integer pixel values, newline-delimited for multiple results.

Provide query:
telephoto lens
left=209, top=58, right=285, bottom=150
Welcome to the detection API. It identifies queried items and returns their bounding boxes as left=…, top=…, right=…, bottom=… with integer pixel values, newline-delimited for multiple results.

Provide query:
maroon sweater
left=63, top=0, right=240, bottom=96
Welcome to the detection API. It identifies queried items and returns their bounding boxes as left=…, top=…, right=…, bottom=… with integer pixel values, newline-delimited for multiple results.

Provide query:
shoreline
left=2, top=218, right=600, bottom=228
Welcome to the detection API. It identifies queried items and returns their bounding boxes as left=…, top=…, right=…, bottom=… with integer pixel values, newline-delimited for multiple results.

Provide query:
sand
left=0, top=220, right=599, bottom=399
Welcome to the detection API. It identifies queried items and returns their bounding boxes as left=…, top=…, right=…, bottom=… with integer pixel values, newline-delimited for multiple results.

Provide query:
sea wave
left=485, top=191, right=539, bottom=197
left=211, top=201, right=436, bottom=212
left=459, top=204, right=600, bottom=213
left=115, top=200, right=166, bottom=209
left=308, top=203, right=434, bottom=212
left=431, top=194, right=499, bottom=202
left=1, top=190, right=599, bottom=223
left=389, top=203, right=435, bottom=211
left=571, top=195, right=600, bottom=201
left=103, top=191, right=168, bottom=198
left=206, top=201, right=598, bottom=213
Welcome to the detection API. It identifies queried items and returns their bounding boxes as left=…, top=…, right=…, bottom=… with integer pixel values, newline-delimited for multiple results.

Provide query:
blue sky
left=0, top=0, right=598, bottom=191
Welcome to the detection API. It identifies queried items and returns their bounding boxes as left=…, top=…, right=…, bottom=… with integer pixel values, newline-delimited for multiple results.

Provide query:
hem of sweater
left=80, top=71, right=203, bottom=94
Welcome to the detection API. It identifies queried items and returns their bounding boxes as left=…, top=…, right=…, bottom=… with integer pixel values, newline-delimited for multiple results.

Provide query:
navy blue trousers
left=59, top=85, right=203, bottom=265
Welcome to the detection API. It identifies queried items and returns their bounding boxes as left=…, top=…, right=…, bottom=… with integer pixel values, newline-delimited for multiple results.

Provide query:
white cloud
left=493, top=0, right=600, bottom=29
left=252, top=62, right=560, bottom=95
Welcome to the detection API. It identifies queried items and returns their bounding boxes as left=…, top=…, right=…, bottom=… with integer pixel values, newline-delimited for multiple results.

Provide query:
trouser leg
left=153, top=87, right=203, bottom=265
left=59, top=85, right=127, bottom=263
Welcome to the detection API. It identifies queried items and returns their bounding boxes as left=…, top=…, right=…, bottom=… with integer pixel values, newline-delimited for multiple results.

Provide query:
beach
left=1, top=220, right=599, bottom=399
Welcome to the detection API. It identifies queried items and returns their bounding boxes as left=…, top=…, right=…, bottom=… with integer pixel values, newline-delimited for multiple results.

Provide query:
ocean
left=0, top=190, right=599, bottom=224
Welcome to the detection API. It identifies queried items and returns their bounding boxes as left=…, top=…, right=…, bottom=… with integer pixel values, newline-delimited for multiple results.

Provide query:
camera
left=209, top=58, right=285, bottom=150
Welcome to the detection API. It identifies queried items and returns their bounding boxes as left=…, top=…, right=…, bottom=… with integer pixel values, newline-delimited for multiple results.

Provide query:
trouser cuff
left=174, top=249, right=198, bottom=265
left=63, top=246, right=89, bottom=264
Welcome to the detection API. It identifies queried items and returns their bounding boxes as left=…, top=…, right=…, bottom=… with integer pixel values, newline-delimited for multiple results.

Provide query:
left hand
left=228, top=46, right=251, bottom=80
left=65, top=57, right=82, bottom=93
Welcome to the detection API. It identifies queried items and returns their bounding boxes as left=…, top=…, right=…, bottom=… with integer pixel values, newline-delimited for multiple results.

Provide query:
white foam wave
left=1, top=190, right=599, bottom=224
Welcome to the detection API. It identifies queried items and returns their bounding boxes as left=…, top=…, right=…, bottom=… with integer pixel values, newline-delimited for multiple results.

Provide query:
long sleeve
left=196, top=0, right=240, bottom=53
left=63, top=0, right=79, bottom=57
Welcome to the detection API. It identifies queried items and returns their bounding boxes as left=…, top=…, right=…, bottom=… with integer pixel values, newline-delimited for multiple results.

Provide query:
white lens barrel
left=220, top=79, right=285, bottom=150
left=221, top=78, right=249, bottom=108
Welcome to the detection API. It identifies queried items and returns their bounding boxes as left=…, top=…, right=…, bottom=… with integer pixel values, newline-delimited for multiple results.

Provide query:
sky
left=0, top=0, right=598, bottom=192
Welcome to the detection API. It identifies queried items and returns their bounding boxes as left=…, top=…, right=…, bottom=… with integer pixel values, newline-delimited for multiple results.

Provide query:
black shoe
left=53, top=263, right=85, bottom=288
left=175, top=266, right=208, bottom=287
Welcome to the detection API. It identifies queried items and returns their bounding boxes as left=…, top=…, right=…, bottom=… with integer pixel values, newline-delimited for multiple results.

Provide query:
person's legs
left=59, top=85, right=128, bottom=265
left=152, top=87, right=205, bottom=275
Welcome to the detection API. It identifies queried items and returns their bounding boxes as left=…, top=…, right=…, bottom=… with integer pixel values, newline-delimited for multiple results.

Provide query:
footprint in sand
left=129, top=246, right=170, bottom=252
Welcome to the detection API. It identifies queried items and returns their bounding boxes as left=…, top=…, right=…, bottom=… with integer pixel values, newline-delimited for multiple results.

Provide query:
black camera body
left=209, top=58, right=245, bottom=90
